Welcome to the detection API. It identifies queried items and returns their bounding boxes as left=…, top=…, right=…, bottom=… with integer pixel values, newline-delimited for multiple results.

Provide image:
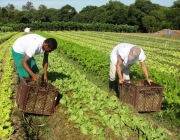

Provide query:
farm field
left=0, top=31, right=180, bottom=140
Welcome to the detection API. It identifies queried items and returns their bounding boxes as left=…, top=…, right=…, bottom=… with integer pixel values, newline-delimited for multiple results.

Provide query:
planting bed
left=0, top=31, right=179, bottom=139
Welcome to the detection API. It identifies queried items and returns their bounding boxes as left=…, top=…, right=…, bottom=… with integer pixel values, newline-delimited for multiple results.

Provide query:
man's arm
left=43, top=52, right=49, bottom=82
left=116, top=56, right=124, bottom=84
left=22, top=54, right=37, bottom=81
left=140, top=60, right=152, bottom=85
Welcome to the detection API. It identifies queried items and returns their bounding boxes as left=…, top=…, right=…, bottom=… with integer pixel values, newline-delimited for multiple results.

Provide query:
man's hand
left=141, top=61, right=152, bottom=85
left=146, top=78, right=153, bottom=85
left=116, top=56, right=124, bottom=84
left=119, top=78, right=124, bottom=84
left=44, top=75, right=48, bottom=83
left=31, top=74, right=38, bottom=81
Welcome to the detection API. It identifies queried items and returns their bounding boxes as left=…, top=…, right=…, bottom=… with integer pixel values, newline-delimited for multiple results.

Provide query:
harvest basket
left=16, top=77, right=59, bottom=115
left=119, top=79, right=164, bottom=112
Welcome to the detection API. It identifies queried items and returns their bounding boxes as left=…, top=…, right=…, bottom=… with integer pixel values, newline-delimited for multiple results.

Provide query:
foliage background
left=1, top=0, right=180, bottom=32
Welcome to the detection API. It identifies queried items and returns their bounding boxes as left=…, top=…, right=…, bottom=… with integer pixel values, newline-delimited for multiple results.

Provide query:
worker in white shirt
left=109, top=43, right=152, bottom=93
left=12, top=33, right=57, bottom=82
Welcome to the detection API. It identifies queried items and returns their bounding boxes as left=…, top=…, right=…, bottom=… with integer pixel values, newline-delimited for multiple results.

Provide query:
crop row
left=37, top=31, right=180, bottom=107
left=34, top=45, right=171, bottom=139
left=0, top=32, right=18, bottom=44
left=0, top=31, right=177, bottom=139
left=73, top=31, right=180, bottom=51
left=45, top=31, right=180, bottom=69
left=0, top=32, right=23, bottom=139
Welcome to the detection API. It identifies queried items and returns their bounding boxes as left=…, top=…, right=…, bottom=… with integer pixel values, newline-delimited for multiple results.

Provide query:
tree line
left=0, top=0, right=180, bottom=33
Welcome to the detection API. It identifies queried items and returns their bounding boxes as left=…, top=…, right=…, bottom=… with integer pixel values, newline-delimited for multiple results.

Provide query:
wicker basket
left=119, top=79, right=164, bottom=112
left=16, top=77, right=59, bottom=115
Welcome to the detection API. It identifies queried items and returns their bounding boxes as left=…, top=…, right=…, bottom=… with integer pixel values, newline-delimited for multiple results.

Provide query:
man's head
left=128, top=46, right=141, bottom=61
left=43, top=38, right=57, bottom=52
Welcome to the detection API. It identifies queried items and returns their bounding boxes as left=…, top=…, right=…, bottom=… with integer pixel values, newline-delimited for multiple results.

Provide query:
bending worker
left=109, top=43, right=152, bottom=93
left=12, top=33, right=57, bottom=82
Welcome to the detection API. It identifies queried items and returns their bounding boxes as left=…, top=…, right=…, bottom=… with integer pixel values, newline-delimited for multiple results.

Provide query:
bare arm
left=116, top=56, right=124, bottom=84
left=22, top=54, right=37, bottom=81
left=140, top=60, right=152, bottom=85
left=43, top=52, right=49, bottom=82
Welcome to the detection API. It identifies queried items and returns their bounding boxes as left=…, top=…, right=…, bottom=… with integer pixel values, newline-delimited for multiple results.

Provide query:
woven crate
left=16, top=77, right=59, bottom=115
left=119, top=79, right=164, bottom=112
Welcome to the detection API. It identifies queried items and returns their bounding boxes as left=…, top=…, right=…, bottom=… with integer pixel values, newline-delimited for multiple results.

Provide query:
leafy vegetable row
left=35, top=31, right=171, bottom=139
left=0, top=32, right=23, bottom=139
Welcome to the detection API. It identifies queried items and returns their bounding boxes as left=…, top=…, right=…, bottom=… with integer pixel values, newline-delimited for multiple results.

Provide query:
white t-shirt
left=110, top=43, right=146, bottom=70
left=24, top=27, right=30, bottom=32
left=12, top=34, right=46, bottom=58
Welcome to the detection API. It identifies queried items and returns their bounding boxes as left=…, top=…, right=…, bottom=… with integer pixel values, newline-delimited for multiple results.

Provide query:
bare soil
left=9, top=67, right=28, bottom=140
left=153, top=29, right=180, bottom=38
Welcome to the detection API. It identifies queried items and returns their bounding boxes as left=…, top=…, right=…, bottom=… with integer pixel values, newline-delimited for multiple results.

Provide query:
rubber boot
left=109, top=80, right=116, bottom=93
left=109, top=80, right=120, bottom=97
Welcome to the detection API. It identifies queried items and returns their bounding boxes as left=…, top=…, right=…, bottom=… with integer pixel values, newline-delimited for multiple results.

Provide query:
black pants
left=109, top=80, right=119, bottom=97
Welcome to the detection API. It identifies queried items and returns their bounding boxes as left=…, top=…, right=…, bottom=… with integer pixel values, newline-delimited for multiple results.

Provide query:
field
left=0, top=31, right=180, bottom=140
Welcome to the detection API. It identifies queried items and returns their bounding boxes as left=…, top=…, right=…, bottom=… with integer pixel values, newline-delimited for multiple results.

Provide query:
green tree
left=149, top=10, right=165, bottom=21
left=135, top=0, right=153, bottom=14
left=5, top=4, right=16, bottom=23
left=22, top=1, right=35, bottom=11
left=79, top=5, right=98, bottom=13
left=92, top=7, right=107, bottom=23
left=58, top=4, right=77, bottom=22
left=5, top=4, right=15, bottom=12
left=45, top=8, right=59, bottom=22
left=127, top=4, right=141, bottom=26
left=1, top=8, right=8, bottom=18
left=20, top=11, right=30, bottom=23
left=31, top=9, right=49, bottom=22
left=12, top=10, right=22, bottom=23
left=149, top=9, right=166, bottom=30
left=172, top=16, right=180, bottom=29
left=12, top=11, right=29, bottom=23
left=72, top=13, right=90, bottom=23
left=142, top=15, right=157, bottom=32
left=1, top=7, right=8, bottom=23
left=38, top=4, right=47, bottom=10
left=130, top=0, right=163, bottom=32
left=73, top=6, right=98, bottom=23
left=164, top=7, right=180, bottom=29
left=104, top=0, right=128, bottom=24
left=36, top=8, right=58, bottom=22
left=172, top=0, right=180, bottom=8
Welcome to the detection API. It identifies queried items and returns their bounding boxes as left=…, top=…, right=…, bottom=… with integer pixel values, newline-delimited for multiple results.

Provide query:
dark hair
left=44, top=38, right=57, bottom=50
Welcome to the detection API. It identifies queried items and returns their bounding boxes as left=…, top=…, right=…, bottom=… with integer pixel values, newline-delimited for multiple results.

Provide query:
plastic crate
left=16, top=77, right=59, bottom=115
left=119, top=79, right=164, bottom=112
